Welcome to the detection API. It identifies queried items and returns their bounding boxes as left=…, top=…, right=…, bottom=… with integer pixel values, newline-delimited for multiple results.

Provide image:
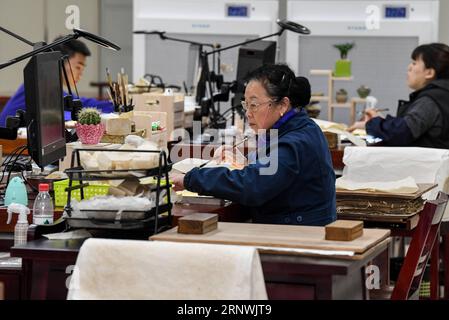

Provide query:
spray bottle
left=7, top=203, right=31, bottom=246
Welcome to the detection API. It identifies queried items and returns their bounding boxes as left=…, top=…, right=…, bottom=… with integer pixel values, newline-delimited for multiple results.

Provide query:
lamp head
left=276, top=19, right=311, bottom=35
left=73, top=28, right=121, bottom=51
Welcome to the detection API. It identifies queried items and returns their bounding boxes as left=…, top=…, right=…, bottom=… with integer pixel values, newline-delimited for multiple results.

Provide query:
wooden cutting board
left=336, top=183, right=437, bottom=200
left=151, top=222, right=390, bottom=254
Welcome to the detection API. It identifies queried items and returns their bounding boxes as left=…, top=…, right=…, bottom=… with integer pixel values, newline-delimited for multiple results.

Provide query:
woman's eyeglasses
left=241, top=100, right=273, bottom=112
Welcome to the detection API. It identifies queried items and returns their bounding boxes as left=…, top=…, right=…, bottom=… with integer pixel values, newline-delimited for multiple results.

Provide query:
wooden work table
left=8, top=221, right=391, bottom=300
left=152, top=222, right=391, bottom=299
left=1, top=200, right=248, bottom=300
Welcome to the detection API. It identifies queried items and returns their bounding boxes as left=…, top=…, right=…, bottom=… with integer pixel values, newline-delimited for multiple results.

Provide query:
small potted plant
left=75, top=108, right=105, bottom=144
left=336, top=89, right=348, bottom=103
left=333, top=42, right=355, bottom=77
left=357, top=85, right=371, bottom=98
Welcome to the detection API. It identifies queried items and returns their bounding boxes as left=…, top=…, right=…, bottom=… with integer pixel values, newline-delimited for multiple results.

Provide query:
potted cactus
left=75, top=108, right=105, bottom=144
left=333, top=42, right=355, bottom=77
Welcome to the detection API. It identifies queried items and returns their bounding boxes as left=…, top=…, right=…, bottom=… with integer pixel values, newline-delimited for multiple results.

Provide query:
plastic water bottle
left=33, top=183, right=54, bottom=225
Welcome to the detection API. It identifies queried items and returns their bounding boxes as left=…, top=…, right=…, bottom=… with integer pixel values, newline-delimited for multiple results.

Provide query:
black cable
left=67, top=57, right=80, bottom=98
left=0, top=145, right=28, bottom=202
left=21, top=169, right=38, bottom=193
left=0, top=145, right=27, bottom=185
left=6, top=145, right=28, bottom=187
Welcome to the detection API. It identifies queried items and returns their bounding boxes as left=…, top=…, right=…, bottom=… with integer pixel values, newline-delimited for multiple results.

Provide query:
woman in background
left=349, top=43, right=449, bottom=149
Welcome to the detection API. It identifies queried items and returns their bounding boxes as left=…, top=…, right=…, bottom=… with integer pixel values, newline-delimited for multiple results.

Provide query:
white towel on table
left=67, top=238, right=267, bottom=300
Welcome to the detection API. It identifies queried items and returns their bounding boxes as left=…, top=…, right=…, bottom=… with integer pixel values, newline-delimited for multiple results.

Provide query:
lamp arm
left=160, top=34, right=216, bottom=49
left=0, top=34, right=76, bottom=70
left=204, top=31, right=283, bottom=56
left=0, top=26, right=35, bottom=47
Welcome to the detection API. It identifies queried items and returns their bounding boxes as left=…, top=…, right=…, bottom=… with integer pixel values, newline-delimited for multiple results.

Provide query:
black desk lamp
left=196, top=20, right=310, bottom=129
left=134, top=20, right=310, bottom=129
left=0, top=26, right=120, bottom=140
left=133, top=30, right=222, bottom=92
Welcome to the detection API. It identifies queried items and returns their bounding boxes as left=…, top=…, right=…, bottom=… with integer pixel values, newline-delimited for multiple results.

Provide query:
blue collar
left=272, top=108, right=298, bottom=129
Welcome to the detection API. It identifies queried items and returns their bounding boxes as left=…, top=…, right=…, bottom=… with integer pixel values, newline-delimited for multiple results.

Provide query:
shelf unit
left=310, top=69, right=366, bottom=123
left=63, top=148, right=173, bottom=236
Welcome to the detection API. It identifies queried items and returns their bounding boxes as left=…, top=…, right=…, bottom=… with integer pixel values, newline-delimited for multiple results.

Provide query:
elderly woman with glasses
left=172, top=64, right=336, bottom=226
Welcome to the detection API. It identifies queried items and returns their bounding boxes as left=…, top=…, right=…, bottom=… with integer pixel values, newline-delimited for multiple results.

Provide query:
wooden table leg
left=30, top=261, right=50, bottom=300
left=430, top=231, right=440, bottom=300
left=444, top=233, right=449, bottom=300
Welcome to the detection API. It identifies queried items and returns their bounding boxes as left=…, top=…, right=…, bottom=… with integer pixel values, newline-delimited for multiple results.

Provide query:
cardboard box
left=325, top=220, right=363, bottom=241
left=132, top=93, right=185, bottom=140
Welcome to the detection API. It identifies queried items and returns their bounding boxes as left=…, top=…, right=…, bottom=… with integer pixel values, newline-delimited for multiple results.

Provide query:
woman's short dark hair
left=245, top=63, right=311, bottom=108
left=411, top=43, right=449, bottom=79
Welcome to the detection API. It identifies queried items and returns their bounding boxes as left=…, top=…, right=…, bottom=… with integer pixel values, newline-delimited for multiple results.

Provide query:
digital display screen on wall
left=385, top=6, right=408, bottom=18
left=227, top=5, right=249, bottom=17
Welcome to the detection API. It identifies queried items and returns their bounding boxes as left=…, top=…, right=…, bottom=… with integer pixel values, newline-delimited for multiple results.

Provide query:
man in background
left=0, top=38, right=113, bottom=127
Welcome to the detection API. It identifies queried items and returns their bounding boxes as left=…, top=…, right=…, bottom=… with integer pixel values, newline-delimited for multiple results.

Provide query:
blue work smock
left=0, top=84, right=114, bottom=127
left=184, top=108, right=337, bottom=226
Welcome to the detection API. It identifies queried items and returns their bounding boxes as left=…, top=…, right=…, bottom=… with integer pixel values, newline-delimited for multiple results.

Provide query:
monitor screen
left=24, top=51, right=66, bottom=168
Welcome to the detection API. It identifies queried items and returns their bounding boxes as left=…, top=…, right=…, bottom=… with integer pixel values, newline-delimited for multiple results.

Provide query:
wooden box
left=324, top=131, right=338, bottom=149
left=325, top=220, right=363, bottom=241
left=178, top=213, right=218, bottom=234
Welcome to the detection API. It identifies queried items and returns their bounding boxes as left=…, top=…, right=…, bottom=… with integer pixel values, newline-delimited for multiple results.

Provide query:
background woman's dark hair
left=245, top=63, right=311, bottom=108
left=411, top=43, right=449, bottom=79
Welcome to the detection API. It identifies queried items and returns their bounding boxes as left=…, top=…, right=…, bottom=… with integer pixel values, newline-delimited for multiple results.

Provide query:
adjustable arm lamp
left=133, top=30, right=216, bottom=49
left=0, top=26, right=120, bottom=140
left=198, top=19, right=311, bottom=128
left=133, top=30, right=222, bottom=92
left=0, top=28, right=120, bottom=70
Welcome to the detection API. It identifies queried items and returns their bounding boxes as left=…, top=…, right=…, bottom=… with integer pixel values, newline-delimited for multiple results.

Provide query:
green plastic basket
left=53, top=179, right=109, bottom=207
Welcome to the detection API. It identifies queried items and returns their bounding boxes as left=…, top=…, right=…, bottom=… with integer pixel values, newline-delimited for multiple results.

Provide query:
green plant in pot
left=333, top=42, right=355, bottom=77
left=75, top=108, right=105, bottom=144
left=357, top=85, right=371, bottom=98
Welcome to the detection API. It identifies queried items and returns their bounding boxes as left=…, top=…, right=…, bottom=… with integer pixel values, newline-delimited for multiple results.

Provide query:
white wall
left=0, top=0, right=100, bottom=97
left=46, top=0, right=100, bottom=96
left=439, top=0, right=449, bottom=44
left=1, top=0, right=449, bottom=97
left=0, top=0, right=45, bottom=95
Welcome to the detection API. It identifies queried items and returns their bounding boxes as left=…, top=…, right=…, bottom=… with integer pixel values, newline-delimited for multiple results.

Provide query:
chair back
left=391, top=192, right=449, bottom=300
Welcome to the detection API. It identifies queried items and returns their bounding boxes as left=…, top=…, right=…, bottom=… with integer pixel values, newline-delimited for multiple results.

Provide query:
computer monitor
left=233, top=40, right=276, bottom=107
left=24, top=51, right=66, bottom=168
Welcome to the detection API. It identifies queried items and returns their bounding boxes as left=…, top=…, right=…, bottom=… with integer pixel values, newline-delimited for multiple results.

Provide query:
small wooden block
left=0, top=282, right=4, bottom=300
left=178, top=213, right=218, bottom=234
left=325, top=220, right=364, bottom=241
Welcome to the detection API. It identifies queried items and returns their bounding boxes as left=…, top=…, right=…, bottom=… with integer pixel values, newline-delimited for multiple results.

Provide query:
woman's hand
left=213, top=145, right=247, bottom=169
left=347, top=120, right=367, bottom=132
left=347, top=108, right=379, bottom=132
left=364, top=108, right=379, bottom=120
left=170, top=172, right=186, bottom=191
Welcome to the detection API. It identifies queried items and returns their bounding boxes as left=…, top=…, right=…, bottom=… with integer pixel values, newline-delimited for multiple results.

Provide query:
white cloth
left=342, top=146, right=449, bottom=219
left=67, top=239, right=267, bottom=300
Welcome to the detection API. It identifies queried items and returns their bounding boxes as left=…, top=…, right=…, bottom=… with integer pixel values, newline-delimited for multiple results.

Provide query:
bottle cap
left=38, top=183, right=50, bottom=192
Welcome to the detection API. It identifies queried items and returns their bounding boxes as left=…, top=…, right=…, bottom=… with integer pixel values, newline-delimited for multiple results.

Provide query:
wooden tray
left=336, top=183, right=437, bottom=200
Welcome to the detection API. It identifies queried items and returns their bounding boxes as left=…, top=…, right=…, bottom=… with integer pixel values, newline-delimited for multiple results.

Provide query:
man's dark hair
left=412, top=43, right=449, bottom=79
left=52, top=36, right=91, bottom=58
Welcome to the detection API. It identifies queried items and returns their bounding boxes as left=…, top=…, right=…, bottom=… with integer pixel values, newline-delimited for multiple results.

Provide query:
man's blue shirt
left=0, top=84, right=114, bottom=127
